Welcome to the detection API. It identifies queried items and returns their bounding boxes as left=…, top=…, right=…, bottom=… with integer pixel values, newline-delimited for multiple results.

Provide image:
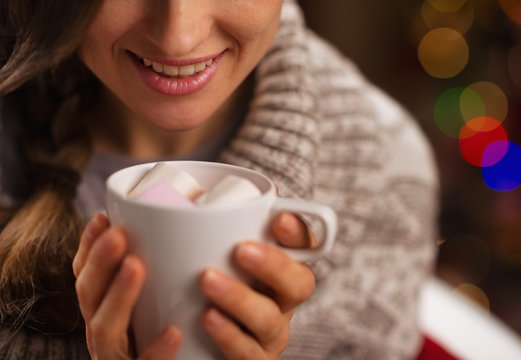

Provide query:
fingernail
left=278, top=212, right=297, bottom=235
left=117, top=257, right=134, bottom=282
left=86, top=213, right=105, bottom=238
left=99, top=229, right=118, bottom=253
left=205, top=308, right=225, bottom=328
left=237, top=242, right=265, bottom=266
left=278, top=212, right=290, bottom=227
left=201, top=269, right=226, bottom=295
left=160, top=326, right=182, bottom=348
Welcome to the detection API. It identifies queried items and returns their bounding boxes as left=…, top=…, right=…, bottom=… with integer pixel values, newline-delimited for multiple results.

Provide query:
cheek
left=222, top=0, right=282, bottom=42
left=78, top=2, right=140, bottom=70
left=78, top=30, right=114, bottom=84
left=78, top=23, right=128, bottom=98
left=79, top=17, right=112, bottom=73
left=78, top=31, right=101, bottom=67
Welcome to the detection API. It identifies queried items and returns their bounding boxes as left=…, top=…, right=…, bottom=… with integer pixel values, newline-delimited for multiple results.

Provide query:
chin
left=140, top=110, right=208, bottom=132
left=128, top=93, right=222, bottom=132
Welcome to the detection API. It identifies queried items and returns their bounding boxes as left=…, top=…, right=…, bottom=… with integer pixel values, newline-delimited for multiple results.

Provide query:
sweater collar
left=220, top=0, right=318, bottom=199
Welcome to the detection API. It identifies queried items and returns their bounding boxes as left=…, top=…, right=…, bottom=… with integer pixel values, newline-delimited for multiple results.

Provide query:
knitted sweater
left=0, top=1, right=439, bottom=359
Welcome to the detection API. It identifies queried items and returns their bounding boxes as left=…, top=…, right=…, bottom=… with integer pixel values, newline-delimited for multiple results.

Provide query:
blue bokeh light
left=481, top=141, right=521, bottom=191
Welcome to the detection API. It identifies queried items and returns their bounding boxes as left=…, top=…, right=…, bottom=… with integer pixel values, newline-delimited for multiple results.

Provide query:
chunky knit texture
left=221, top=2, right=438, bottom=359
left=0, top=1, right=438, bottom=359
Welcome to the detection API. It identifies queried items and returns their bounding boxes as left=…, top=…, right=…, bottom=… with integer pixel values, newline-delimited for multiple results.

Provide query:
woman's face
left=80, top=0, right=283, bottom=131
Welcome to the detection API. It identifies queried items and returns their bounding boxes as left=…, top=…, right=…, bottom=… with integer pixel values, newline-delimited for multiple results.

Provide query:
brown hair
left=0, top=0, right=102, bottom=333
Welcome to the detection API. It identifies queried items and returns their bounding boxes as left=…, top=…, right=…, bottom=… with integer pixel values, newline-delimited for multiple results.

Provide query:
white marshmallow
left=129, top=162, right=202, bottom=200
left=196, top=175, right=261, bottom=205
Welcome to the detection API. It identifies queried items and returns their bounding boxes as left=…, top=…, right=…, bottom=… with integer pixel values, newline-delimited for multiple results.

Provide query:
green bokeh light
left=460, top=87, right=486, bottom=123
left=434, top=87, right=467, bottom=138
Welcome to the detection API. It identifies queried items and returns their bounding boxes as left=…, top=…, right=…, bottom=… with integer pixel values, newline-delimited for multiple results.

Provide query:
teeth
left=163, top=64, right=179, bottom=76
left=142, top=57, right=213, bottom=77
left=194, top=62, right=205, bottom=72
left=152, top=62, right=164, bottom=73
left=179, top=64, right=195, bottom=76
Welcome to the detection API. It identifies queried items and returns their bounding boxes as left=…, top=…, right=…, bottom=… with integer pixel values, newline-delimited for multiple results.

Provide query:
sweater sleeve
left=0, top=327, right=90, bottom=360
left=221, top=3, right=439, bottom=356
left=281, top=32, right=439, bottom=360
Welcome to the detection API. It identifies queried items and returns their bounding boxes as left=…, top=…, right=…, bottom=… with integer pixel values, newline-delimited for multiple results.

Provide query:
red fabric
left=416, top=335, right=460, bottom=360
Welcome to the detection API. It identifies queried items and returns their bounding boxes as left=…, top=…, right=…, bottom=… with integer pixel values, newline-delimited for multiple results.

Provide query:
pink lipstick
left=129, top=50, right=226, bottom=96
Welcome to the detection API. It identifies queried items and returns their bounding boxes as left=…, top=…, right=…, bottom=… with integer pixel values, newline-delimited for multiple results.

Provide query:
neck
left=89, top=77, right=252, bottom=159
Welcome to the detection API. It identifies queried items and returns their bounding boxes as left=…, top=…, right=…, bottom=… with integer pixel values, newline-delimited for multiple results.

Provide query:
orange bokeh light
left=498, top=0, right=521, bottom=26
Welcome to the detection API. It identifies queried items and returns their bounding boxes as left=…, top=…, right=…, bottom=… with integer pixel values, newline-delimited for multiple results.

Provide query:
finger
left=271, top=212, right=317, bottom=248
left=138, top=326, right=183, bottom=360
left=73, top=212, right=110, bottom=277
left=75, top=227, right=127, bottom=322
left=202, top=307, right=265, bottom=360
left=88, top=255, right=145, bottom=354
left=234, top=241, right=315, bottom=312
left=199, top=268, right=284, bottom=345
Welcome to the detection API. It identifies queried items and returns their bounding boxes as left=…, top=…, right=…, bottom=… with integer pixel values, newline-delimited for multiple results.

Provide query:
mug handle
left=270, top=197, right=338, bottom=262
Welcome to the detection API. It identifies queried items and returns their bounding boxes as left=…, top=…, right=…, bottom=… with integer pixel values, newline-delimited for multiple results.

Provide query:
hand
left=72, top=213, right=183, bottom=359
left=199, top=212, right=316, bottom=359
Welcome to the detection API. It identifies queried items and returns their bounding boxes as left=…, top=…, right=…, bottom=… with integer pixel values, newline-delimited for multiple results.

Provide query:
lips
left=129, top=50, right=226, bottom=96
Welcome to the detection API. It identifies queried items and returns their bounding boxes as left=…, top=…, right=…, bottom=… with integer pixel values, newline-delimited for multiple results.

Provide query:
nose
left=145, top=0, right=212, bottom=57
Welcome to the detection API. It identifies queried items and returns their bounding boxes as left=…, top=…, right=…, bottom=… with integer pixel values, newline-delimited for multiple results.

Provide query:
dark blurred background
left=299, top=0, right=521, bottom=335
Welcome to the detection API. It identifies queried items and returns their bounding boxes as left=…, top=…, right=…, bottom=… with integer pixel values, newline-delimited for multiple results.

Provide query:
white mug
left=106, top=161, right=337, bottom=359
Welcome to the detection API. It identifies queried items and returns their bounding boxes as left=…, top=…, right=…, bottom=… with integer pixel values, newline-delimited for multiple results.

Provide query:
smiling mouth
left=137, top=56, right=214, bottom=78
left=131, top=50, right=225, bottom=96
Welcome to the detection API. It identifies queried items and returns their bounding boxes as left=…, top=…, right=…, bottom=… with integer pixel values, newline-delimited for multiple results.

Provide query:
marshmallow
left=129, top=162, right=202, bottom=200
left=196, top=175, right=261, bottom=205
left=136, top=181, right=195, bottom=207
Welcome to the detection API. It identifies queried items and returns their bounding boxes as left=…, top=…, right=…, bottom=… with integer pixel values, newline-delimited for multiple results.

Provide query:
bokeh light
left=434, top=87, right=468, bottom=138
left=455, top=283, right=491, bottom=313
left=427, top=0, right=467, bottom=13
left=459, top=87, right=485, bottom=123
left=434, top=81, right=519, bottom=192
left=465, top=82, right=509, bottom=124
left=421, top=0, right=474, bottom=35
left=418, top=27, right=469, bottom=78
left=459, top=117, right=508, bottom=167
left=498, top=0, right=521, bottom=26
left=482, top=141, right=521, bottom=191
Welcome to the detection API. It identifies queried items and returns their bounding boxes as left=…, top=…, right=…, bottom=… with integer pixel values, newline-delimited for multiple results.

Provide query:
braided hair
left=0, top=0, right=102, bottom=333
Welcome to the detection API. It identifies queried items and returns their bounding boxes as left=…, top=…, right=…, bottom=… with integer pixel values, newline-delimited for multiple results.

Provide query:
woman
left=0, top=0, right=439, bottom=359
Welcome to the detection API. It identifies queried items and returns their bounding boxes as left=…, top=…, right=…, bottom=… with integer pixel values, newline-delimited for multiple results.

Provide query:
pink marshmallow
left=136, top=181, right=195, bottom=207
